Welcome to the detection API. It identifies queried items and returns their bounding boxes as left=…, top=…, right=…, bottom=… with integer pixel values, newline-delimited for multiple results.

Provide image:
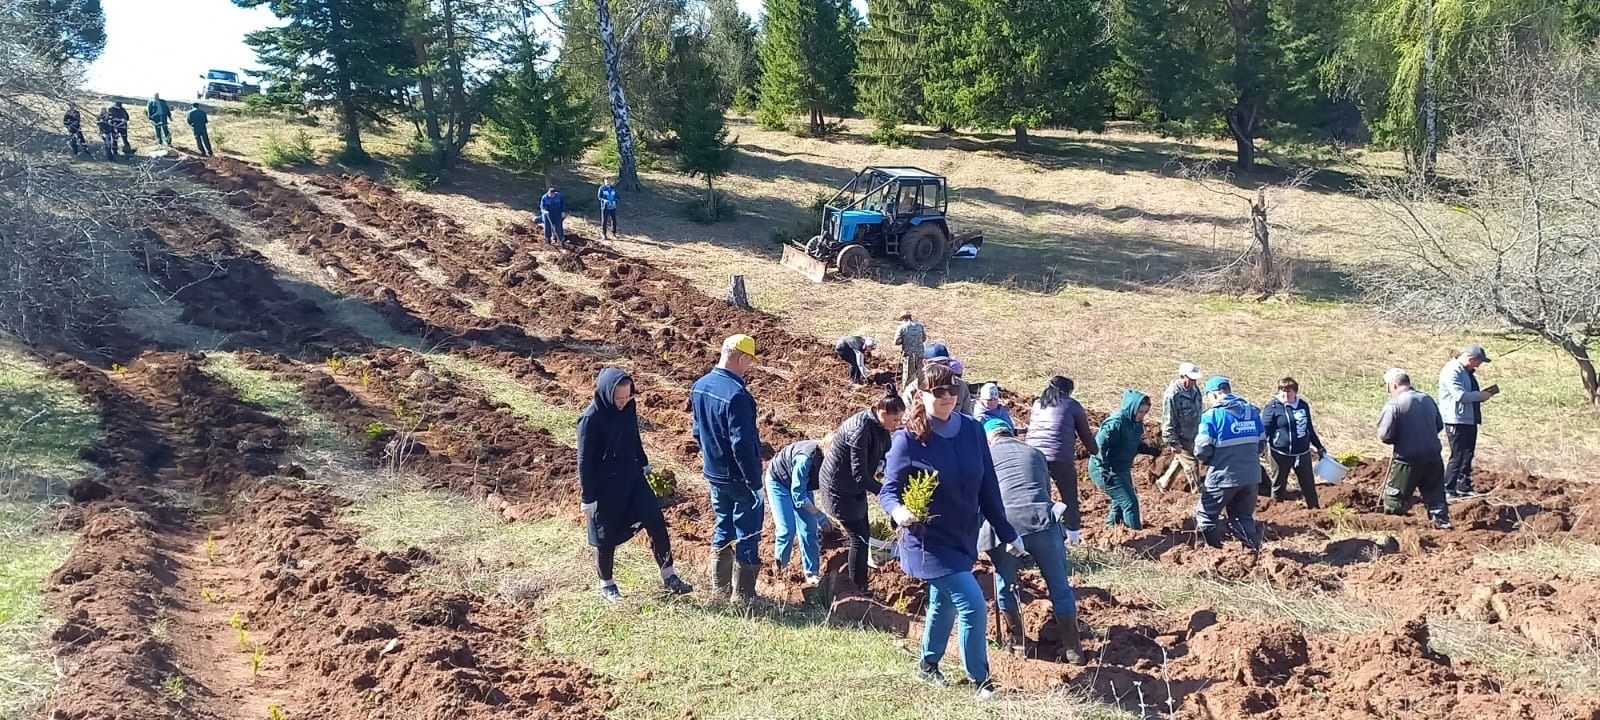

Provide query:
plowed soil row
left=44, top=352, right=611, bottom=720
left=154, top=157, right=1600, bottom=717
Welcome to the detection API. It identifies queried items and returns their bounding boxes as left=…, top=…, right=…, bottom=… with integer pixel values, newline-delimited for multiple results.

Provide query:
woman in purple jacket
left=881, top=364, right=1023, bottom=700
left=1024, top=375, right=1098, bottom=544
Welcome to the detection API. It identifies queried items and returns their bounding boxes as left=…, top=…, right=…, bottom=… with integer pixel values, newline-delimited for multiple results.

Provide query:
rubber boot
left=733, top=562, right=760, bottom=603
left=710, top=546, right=734, bottom=599
left=1201, top=526, right=1224, bottom=549
left=1056, top=613, right=1086, bottom=666
left=1001, top=608, right=1027, bottom=657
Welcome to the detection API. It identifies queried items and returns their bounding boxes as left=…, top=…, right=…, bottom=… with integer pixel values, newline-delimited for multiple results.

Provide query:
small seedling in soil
left=646, top=468, right=677, bottom=498
left=236, top=627, right=250, bottom=651
left=365, top=422, right=392, bottom=440
left=893, top=596, right=911, bottom=615
left=250, top=643, right=265, bottom=677
left=266, top=704, right=288, bottom=720
left=325, top=355, right=345, bottom=373
left=360, top=368, right=371, bottom=387
left=1335, top=451, right=1362, bottom=468
left=228, top=612, right=245, bottom=630
left=201, top=586, right=223, bottom=603
left=204, top=535, right=218, bottom=565
left=162, top=673, right=186, bottom=700
left=111, top=363, right=127, bottom=374
left=901, top=470, right=940, bottom=521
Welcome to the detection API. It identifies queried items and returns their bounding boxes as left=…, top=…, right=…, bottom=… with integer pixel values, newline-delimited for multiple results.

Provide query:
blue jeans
left=708, top=479, right=764, bottom=566
left=921, top=570, right=989, bottom=684
left=987, top=525, right=1076, bottom=619
left=765, top=476, right=821, bottom=575
left=542, top=212, right=564, bottom=242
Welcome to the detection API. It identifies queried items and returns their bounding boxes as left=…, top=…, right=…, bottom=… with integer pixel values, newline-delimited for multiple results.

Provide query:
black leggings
left=1267, top=452, right=1319, bottom=508
left=842, top=515, right=871, bottom=590
left=597, top=517, right=674, bottom=582
left=1046, top=458, right=1081, bottom=531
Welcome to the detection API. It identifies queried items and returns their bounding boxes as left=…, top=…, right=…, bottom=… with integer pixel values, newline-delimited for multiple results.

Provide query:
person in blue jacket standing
left=578, top=368, right=693, bottom=601
left=691, top=334, right=765, bottom=602
left=766, top=439, right=824, bottom=587
left=1194, top=376, right=1267, bottom=550
left=882, top=363, right=1023, bottom=701
left=597, top=177, right=619, bottom=240
left=540, top=186, right=566, bottom=245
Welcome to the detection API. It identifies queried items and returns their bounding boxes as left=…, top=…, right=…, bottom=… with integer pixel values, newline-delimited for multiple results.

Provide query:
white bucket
left=1314, top=455, right=1349, bottom=485
left=867, top=537, right=896, bottom=568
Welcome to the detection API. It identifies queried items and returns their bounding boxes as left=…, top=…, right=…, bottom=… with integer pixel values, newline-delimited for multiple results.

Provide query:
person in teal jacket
left=146, top=94, right=172, bottom=146
left=1087, top=390, right=1162, bottom=529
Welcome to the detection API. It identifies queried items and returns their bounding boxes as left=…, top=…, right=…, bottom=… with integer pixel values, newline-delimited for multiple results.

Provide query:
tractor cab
left=781, top=166, right=983, bottom=282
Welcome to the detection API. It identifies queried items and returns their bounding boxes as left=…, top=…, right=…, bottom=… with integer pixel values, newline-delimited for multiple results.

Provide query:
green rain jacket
left=1088, top=389, right=1161, bottom=488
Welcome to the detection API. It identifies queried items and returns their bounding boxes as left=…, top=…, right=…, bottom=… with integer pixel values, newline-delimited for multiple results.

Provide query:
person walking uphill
left=146, top=94, right=172, bottom=146
left=980, top=417, right=1086, bottom=665
left=578, top=368, right=693, bottom=602
left=818, top=392, right=904, bottom=591
left=1157, top=363, right=1205, bottom=492
left=1439, top=345, right=1499, bottom=499
left=1261, top=377, right=1327, bottom=508
left=882, top=363, right=1024, bottom=700
left=1026, top=376, right=1097, bottom=543
left=766, top=439, right=825, bottom=587
left=597, top=178, right=620, bottom=240
left=834, top=335, right=877, bottom=385
left=540, top=187, right=566, bottom=245
left=1194, top=377, right=1267, bottom=550
left=1380, top=368, right=1452, bottom=529
left=894, top=313, right=926, bottom=389
left=1089, top=390, right=1162, bottom=529
left=691, top=334, right=766, bottom=601
left=186, top=104, right=213, bottom=157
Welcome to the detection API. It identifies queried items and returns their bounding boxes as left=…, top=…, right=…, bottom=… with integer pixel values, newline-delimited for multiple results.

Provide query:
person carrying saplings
left=578, top=368, right=692, bottom=602
left=978, top=416, right=1085, bottom=665
left=818, top=392, right=905, bottom=591
left=881, top=363, right=1024, bottom=701
left=1261, top=377, right=1327, bottom=508
left=1193, top=376, right=1267, bottom=550
left=766, top=439, right=825, bottom=587
left=1088, top=390, right=1163, bottom=529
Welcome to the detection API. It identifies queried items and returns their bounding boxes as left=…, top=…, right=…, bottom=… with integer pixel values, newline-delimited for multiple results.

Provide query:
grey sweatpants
left=1196, top=483, right=1258, bottom=540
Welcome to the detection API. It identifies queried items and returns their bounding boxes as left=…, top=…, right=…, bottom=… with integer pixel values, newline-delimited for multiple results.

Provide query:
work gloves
left=890, top=505, right=917, bottom=527
left=1065, top=529, right=1082, bottom=546
left=1005, top=541, right=1029, bottom=558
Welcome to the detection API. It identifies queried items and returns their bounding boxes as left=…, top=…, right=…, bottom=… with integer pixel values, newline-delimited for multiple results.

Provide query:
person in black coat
left=1260, top=377, right=1327, bottom=508
left=578, top=367, right=693, bottom=601
left=817, top=391, right=906, bottom=591
left=834, top=335, right=877, bottom=384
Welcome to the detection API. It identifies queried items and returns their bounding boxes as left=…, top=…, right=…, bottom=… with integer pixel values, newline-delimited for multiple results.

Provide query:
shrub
left=208, top=126, right=229, bottom=153
left=261, top=130, right=315, bottom=169
left=590, top=139, right=662, bottom=173
left=1335, top=450, right=1362, bottom=468
left=391, top=136, right=441, bottom=190
left=364, top=421, right=393, bottom=441
left=680, top=192, right=739, bottom=224
left=868, top=125, right=916, bottom=148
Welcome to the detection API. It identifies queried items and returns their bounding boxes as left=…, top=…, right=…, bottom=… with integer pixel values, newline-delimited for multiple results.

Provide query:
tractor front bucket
left=780, top=243, right=830, bottom=283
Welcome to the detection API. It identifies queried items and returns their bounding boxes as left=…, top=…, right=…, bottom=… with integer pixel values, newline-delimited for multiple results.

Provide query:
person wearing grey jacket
left=1194, top=376, right=1266, bottom=550
left=1157, top=363, right=1205, bottom=492
left=978, top=417, right=1084, bottom=665
left=1379, top=368, right=1451, bottom=528
left=1024, top=376, right=1097, bottom=540
left=1438, top=345, right=1499, bottom=498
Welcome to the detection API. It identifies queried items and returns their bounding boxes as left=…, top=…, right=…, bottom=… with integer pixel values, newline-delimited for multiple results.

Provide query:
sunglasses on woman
left=924, top=385, right=958, bottom=399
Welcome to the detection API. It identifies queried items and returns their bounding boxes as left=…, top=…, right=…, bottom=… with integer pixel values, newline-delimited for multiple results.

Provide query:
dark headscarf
left=589, top=367, right=634, bottom=415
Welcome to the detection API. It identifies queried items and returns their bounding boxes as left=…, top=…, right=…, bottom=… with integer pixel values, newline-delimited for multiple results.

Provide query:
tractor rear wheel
left=836, top=245, right=871, bottom=278
left=897, top=224, right=947, bottom=272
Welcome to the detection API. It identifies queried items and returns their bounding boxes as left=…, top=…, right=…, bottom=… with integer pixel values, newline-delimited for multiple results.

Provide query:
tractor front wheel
left=897, top=224, right=947, bottom=272
left=836, top=245, right=871, bottom=278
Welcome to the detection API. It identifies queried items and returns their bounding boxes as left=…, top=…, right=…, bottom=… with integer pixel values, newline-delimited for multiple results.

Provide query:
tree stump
left=726, top=274, right=751, bottom=310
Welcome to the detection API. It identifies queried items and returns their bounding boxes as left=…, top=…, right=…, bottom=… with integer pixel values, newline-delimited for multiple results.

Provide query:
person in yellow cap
left=691, top=334, right=765, bottom=601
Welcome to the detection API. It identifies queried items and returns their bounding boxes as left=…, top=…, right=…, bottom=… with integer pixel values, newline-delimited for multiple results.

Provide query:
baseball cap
left=1179, top=362, right=1203, bottom=380
left=982, top=416, right=1014, bottom=436
left=1203, top=375, right=1231, bottom=393
left=1463, top=345, right=1491, bottom=363
left=723, top=334, right=759, bottom=362
left=949, top=359, right=964, bottom=376
left=979, top=382, right=1000, bottom=400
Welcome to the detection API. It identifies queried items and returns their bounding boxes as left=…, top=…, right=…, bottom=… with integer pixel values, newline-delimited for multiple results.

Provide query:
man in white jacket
left=1437, top=345, right=1499, bottom=499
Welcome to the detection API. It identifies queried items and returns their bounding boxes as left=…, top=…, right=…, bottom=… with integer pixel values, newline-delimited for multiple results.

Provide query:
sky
left=85, top=0, right=858, bottom=99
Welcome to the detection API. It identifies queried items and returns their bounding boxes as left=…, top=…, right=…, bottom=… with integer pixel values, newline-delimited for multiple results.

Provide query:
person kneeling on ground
left=1194, top=377, right=1266, bottom=550
left=578, top=368, right=692, bottom=602
left=1261, top=377, right=1327, bottom=508
left=979, top=417, right=1085, bottom=665
left=766, top=438, right=826, bottom=587
left=883, top=364, right=1024, bottom=701
left=1378, top=368, right=1451, bottom=529
left=1088, top=390, right=1161, bottom=530
left=818, top=391, right=904, bottom=592
left=834, top=335, right=877, bottom=385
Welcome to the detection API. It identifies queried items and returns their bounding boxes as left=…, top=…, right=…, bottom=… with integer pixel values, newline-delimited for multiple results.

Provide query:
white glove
left=1005, top=541, right=1028, bottom=558
left=1051, top=502, right=1068, bottom=522
left=890, top=505, right=917, bottom=526
left=582, top=501, right=597, bottom=519
left=1065, top=529, right=1082, bottom=546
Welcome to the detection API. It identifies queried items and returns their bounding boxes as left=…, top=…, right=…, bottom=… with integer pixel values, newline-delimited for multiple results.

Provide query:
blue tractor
left=781, top=167, right=984, bottom=282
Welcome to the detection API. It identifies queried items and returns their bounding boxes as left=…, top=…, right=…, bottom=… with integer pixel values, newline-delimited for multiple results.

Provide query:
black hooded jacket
left=818, top=409, right=892, bottom=521
left=577, top=368, right=661, bottom=547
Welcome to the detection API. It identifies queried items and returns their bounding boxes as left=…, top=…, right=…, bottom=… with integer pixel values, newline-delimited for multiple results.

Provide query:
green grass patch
left=0, top=348, right=98, bottom=493
left=424, top=355, right=579, bottom=445
left=1430, top=615, right=1600, bottom=695
left=204, top=353, right=346, bottom=455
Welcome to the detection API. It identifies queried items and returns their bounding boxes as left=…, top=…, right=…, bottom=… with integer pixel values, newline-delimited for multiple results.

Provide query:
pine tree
left=756, top=0, right=849, bottom=135
left=668, top=36, right=737, bottom=220
left=1105, top=0, right=1227, bottom=124
left=557, top=0, right=685, bottom=138
left=18, top=0, right=105, bottom=65
left=483, top=41, right=599, bottom=187
left=855, top=0, right=932, bottom=129
left=235, top=0, right=415, bottom=163
left=828, top=0, right=862, bottom=115
left=705, top=0, right=761, bottom=111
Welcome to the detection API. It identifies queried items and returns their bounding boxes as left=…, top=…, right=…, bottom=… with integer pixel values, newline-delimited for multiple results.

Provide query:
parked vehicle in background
left=198, top=69, right=259, bottom=101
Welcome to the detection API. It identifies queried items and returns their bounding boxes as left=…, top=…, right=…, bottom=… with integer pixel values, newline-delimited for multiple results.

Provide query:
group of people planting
left=575, top=317, right=1498, bottom=699
left=62, top=95, right=213, bottom=161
